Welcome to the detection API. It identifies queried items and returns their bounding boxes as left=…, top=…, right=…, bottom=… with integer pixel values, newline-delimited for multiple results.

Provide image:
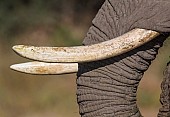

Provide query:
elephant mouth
left=10, top=28, right=159, bottom=75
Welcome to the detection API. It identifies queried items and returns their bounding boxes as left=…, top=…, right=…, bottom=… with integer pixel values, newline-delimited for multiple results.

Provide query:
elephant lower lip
left=12, top=28, right=159, bottom=63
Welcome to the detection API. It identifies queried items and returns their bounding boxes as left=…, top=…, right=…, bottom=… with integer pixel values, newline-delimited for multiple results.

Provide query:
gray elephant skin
left=77, top=0, right=170, bottom=117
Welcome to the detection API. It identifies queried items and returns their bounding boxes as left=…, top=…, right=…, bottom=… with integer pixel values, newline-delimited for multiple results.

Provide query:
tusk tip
left=10, top=65, right=14, bottom=70
left=10, top=64, right=20, bottom=71
left=10, top=63, right=35, bottom=74
left=12, top=45, right=26, bottom=53
left=10, top=63, right=27, bottom=73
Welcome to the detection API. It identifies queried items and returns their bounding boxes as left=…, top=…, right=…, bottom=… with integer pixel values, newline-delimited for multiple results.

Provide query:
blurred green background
left=0, top=0, right=170, bottom=117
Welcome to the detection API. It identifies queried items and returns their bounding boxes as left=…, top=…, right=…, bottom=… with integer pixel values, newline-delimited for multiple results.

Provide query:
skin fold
left=77, top=0, right=170, bottom=116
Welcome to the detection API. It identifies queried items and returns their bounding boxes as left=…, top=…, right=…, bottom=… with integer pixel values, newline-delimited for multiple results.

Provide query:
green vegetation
left=0, top=0, right=104, bottom=40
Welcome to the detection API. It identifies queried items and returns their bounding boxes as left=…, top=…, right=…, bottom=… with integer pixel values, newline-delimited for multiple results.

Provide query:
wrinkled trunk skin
left=77, top=0, right=170, bottom=117
left=158, top=62, right=170, bottom=117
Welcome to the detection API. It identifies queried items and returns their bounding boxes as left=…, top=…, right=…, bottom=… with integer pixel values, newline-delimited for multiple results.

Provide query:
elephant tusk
left=12, top=28, right=159, bottom=63
left=10, top=62, right=78, bottom=75
left=11, top=28, right=160, bottom=75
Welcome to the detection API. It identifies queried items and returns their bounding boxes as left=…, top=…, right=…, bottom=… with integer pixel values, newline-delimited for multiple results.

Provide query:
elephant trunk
left=77, top=0, right=170, bottom=116
left=77, top=35, right=167, bottom=117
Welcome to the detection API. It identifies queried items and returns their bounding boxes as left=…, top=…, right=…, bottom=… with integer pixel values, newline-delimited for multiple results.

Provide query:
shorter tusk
left=10, top=62, right=78, bottom=75
left=12, top=28, right=160, bottom=63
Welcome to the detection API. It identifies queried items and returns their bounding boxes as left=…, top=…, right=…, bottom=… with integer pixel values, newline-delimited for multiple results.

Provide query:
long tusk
left=12, top=28, right=159, bottom=63
left=10, top=62, right=78, bottom=75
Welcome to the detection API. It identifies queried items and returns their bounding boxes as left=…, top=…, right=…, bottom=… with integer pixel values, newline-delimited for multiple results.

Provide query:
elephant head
left=11, top=0, right=170, bottom=117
